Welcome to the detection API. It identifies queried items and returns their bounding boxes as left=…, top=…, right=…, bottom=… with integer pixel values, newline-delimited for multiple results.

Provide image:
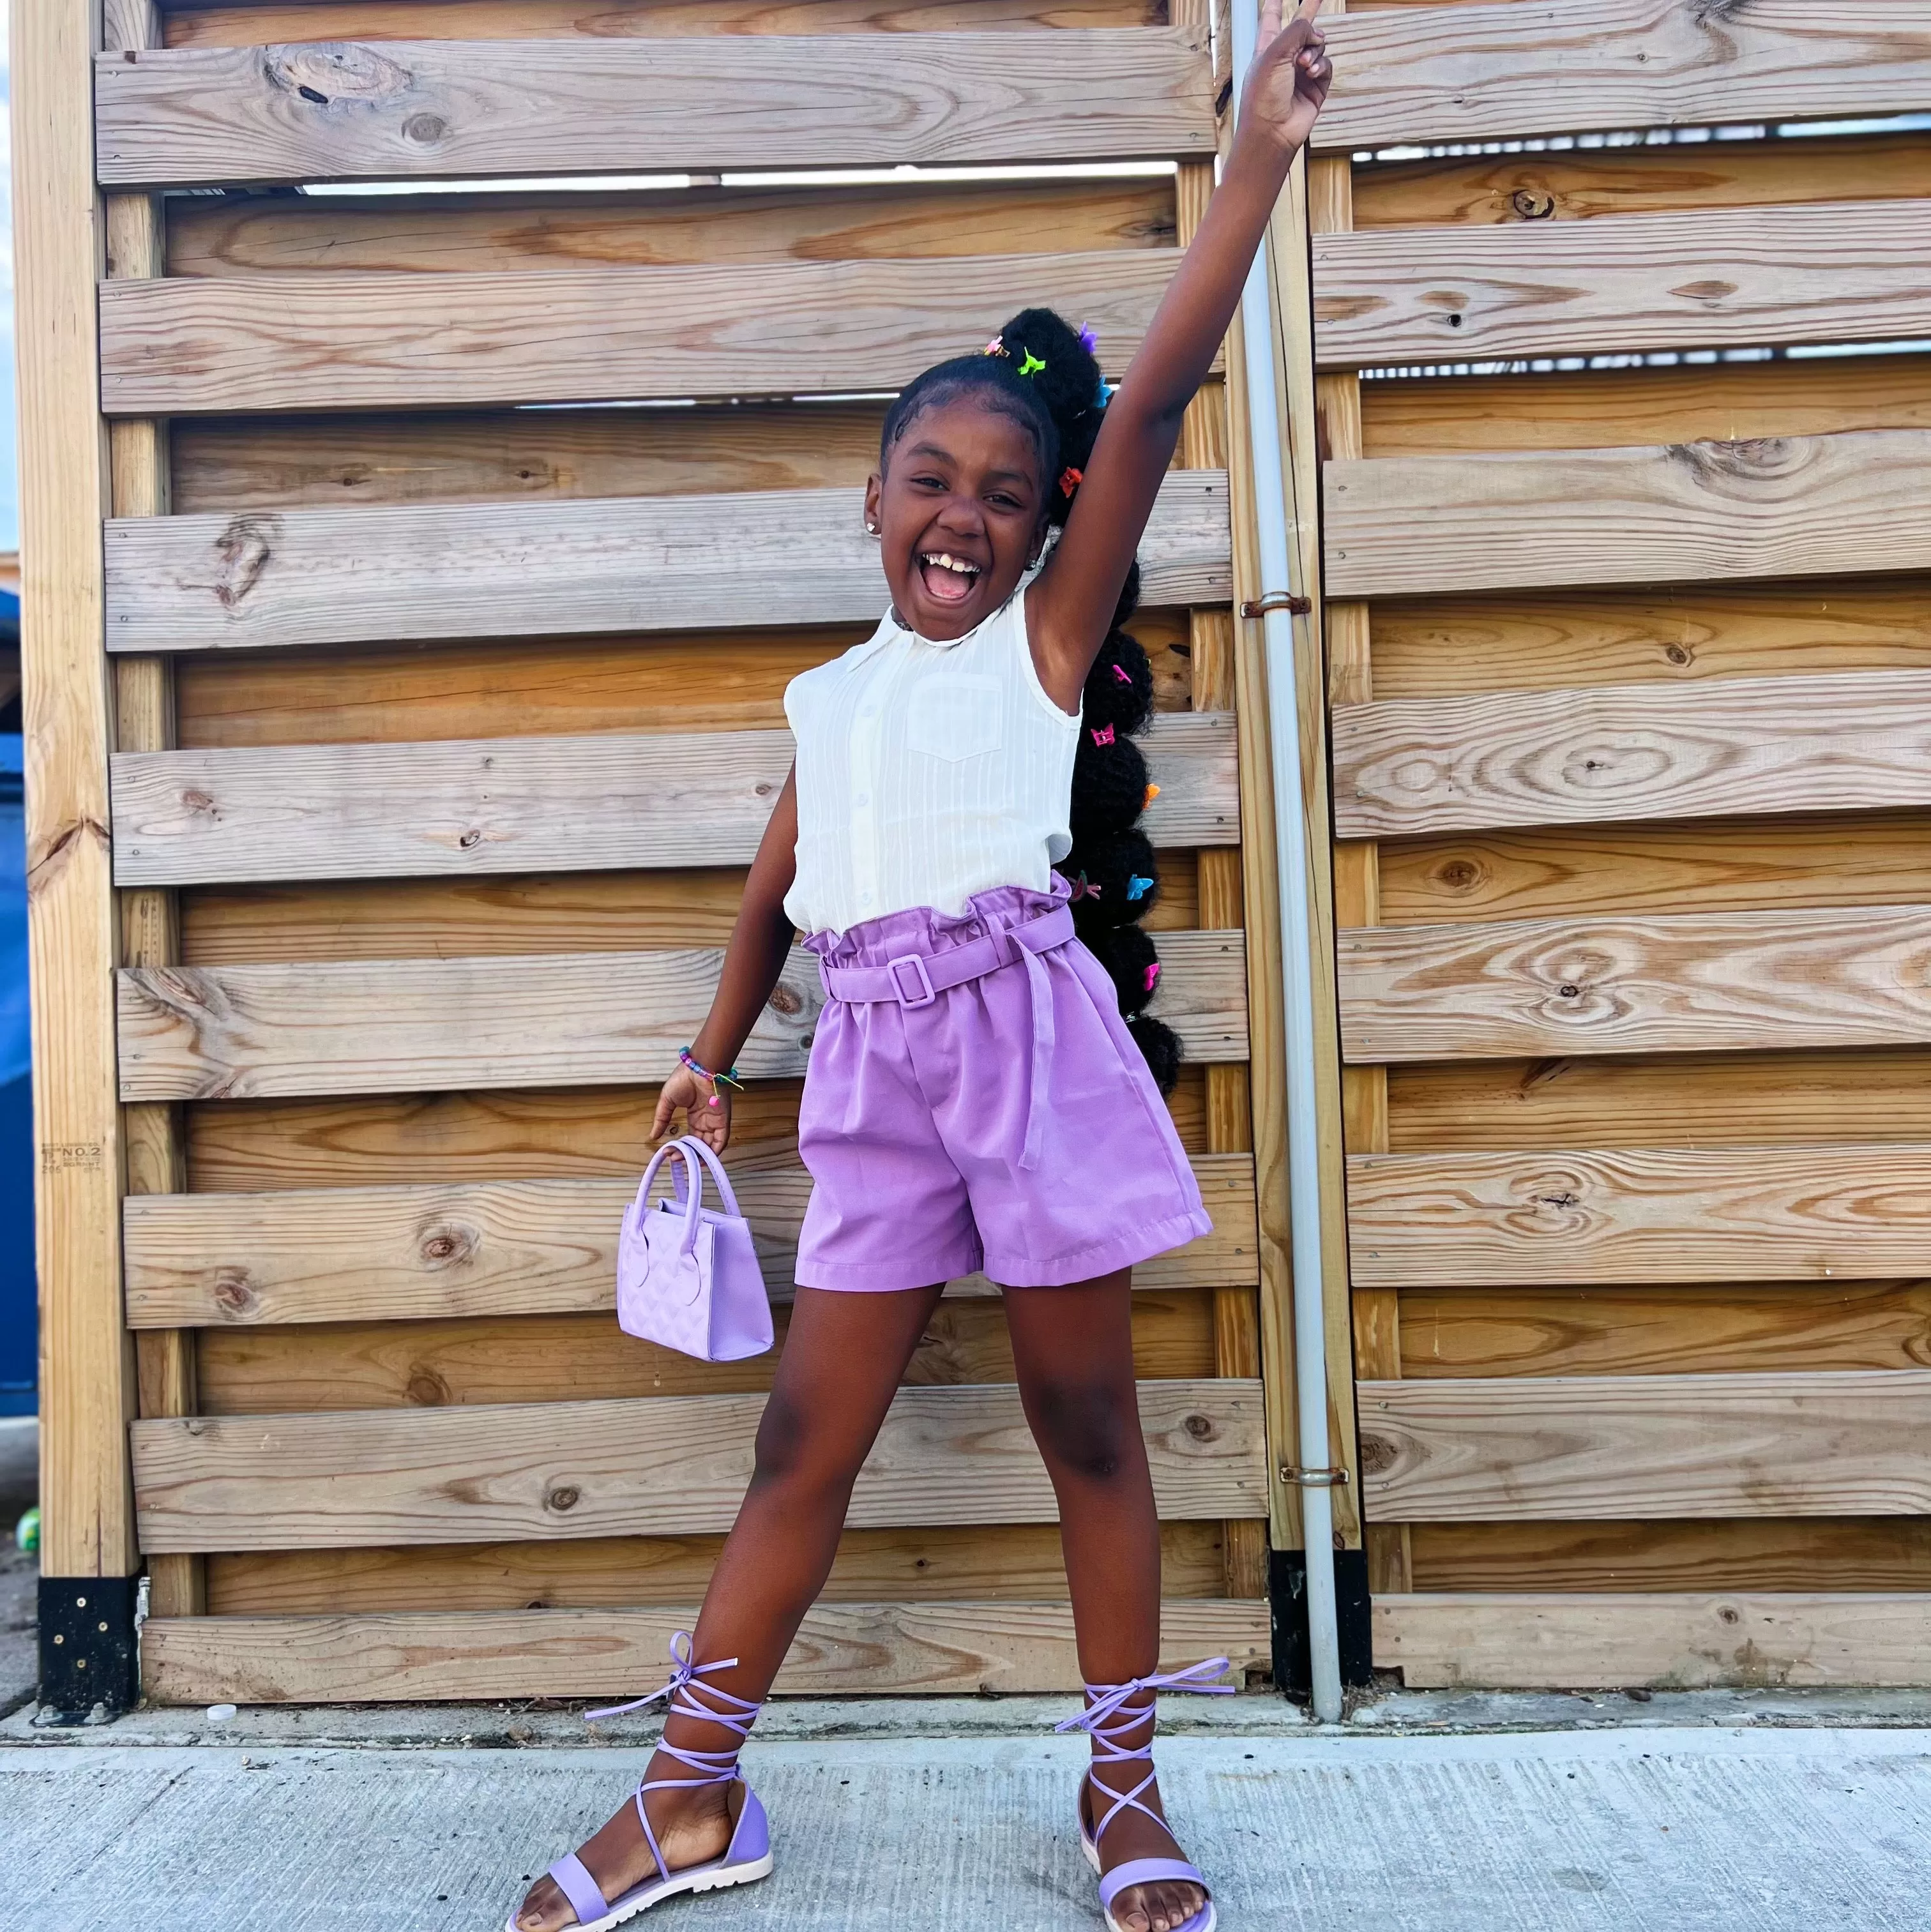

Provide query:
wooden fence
left=1313, top=0, right=1931, bottom=1687
left=19, top=0, right=1351, bottom=1705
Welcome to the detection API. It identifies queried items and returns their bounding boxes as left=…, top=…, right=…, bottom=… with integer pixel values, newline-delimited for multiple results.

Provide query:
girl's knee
left=750, top=1388, right=867, bottom=1495
left=1024, top=1377, right=1140, bottom=1484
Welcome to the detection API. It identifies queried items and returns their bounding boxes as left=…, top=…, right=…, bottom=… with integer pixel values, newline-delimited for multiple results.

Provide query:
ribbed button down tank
left=782, top=586, right=1082, bottom=939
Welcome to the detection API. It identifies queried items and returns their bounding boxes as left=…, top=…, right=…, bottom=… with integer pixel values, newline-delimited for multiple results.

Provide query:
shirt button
left=854, top=792, right=869, bottom=807
left=859, top=706, right=877, bottom=720
left=859, top=891, right=874, bottom=906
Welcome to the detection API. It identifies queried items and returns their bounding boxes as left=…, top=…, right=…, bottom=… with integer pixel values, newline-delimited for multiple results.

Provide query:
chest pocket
left=904, top=673, right=1004, bottom=762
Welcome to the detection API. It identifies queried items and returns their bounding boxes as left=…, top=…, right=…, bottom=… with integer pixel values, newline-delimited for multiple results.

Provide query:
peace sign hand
left=1241, top=0, right=1333, bottom=156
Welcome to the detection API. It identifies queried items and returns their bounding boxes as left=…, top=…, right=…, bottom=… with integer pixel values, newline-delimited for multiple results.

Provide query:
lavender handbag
left=616, top=1136, right=773, bottom=1361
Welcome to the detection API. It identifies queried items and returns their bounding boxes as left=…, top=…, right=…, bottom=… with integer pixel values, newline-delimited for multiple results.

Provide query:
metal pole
left=1229, top=0, right=1344, bottom=1723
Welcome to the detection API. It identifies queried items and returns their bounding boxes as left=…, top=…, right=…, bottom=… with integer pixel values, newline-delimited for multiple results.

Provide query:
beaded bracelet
left=679, top=1045, right=743, bottom=1109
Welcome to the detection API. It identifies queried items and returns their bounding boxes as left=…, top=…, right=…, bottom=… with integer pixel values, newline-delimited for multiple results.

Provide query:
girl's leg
left=1004, top=1269, right=1208, bottom=1932
left=515, top=1282, right=946, bottom=1931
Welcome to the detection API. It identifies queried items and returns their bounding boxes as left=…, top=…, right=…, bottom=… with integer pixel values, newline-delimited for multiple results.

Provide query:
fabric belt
left=817, top=903, right=1075, bottom=1172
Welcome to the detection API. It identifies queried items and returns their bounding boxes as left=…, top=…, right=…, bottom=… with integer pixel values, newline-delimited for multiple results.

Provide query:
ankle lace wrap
left=1053, top=1656, right=1233, bottom=1846
left=585, top=1632, right=763, bottom=1885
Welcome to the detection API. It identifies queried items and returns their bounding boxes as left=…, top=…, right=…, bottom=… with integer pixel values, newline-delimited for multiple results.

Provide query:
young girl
left=511, top=10, right=1330, bottom=1930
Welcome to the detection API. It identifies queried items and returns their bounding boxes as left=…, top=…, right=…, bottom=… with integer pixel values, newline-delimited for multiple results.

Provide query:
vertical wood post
left=17, top=0, right=142, bottom=1712
left=1268, top=0, right=1372, bottom=1671
left=1175, top=0, right=1269, bottom=1604
left=104, top=0, right=202, bottom=1625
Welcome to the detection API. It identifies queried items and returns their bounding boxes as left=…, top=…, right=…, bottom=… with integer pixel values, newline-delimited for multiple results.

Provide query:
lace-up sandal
left=1054, top=1657, right=1234, bottom=1932
left=511, top=1633, right=773, bottom=1932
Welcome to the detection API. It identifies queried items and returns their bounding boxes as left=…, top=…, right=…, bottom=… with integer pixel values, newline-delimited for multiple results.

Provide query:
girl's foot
left=1082, top=1768, right=1209, bottom=1932
left=513, top=1771, right=734, bottom=1931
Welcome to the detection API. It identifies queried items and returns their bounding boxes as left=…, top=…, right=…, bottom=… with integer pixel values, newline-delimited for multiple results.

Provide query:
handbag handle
left=673, top=1134, right=746, bottom=1222
left=634, top=1138, right=707, bottom=1257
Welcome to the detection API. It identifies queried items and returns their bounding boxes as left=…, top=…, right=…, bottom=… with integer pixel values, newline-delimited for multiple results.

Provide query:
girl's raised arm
left=1027, top=0, right=1331, bottom=708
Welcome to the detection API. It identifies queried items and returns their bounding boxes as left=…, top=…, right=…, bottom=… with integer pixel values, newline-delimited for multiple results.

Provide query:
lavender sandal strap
left=1098, top=1857, right=1209, bottom=1913
left=547, top=1853, right=610, bottom=1929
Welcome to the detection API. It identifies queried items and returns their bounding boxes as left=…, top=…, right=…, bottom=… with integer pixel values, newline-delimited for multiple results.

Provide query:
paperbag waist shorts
left=794, top=880, right=1212, bottom=1292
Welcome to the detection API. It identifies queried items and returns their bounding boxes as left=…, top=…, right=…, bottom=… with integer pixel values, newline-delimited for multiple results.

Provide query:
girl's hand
left=1241, top=0, right=1333, bottom=156
left=651, top=1064, right=732, bottom=1153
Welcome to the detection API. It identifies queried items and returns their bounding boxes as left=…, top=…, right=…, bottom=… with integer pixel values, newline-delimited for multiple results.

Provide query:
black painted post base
left=37, top=1576, right=138, bottom=1721
left=1269, top=1546, right=1374, bottom=1695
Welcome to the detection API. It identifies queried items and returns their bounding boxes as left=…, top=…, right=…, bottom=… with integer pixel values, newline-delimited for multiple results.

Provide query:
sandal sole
left=504, top=1850, right=774, bottom=1932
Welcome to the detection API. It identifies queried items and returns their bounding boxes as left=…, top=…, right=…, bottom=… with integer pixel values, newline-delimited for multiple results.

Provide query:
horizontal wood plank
left=192, top=1290, right=1218, bottom=1412
left=1395, top=1281, right=1931, bottom=1381
left=105, top=473, right=1230, bottom=653
left=1373, top=1592, right=1931, bottom=1691
left=1316, top=199, right=1931, bottom=368
left=202, top=1521, right=1231, bottom=1617
left=1324, top=430, right=1931, bottom=600
left=141, top=1597, right=1271, bottom=1702
left=99, top=252, right=1188, bottom=414
left=132, top=1378, right=1267, bottom=1551
left=113, top=713, right=1236, bottom=884
left=117, top=929, right=1248, bottom=1099
left=97, top=29, right=1213, bottom=186
left=1352, top=135, right=1931, bottom=234
left=1333, top=668, right=1931, bottom=840
left=1357, top=1370, right=1931, bottom=1521
left=1382, top=1051, right=1931, bottom=1158
left=1340, top=903, right=1931, bottom=1064
left=1407, top=1519, right=1931, bottom=1597
left=1349, top=1144, right=1931, bottom=1289
left=166, top=179, right=1178, bottom=283
left=125, top=1152, right=1259, bottom=1327
left=1315, top=0, right=1931, bottom=150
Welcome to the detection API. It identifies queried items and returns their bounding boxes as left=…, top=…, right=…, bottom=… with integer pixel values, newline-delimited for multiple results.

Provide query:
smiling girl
left=511, top=8, right=1331, bottom=1930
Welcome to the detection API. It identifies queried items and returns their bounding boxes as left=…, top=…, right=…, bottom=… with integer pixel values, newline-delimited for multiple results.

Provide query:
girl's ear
left=863, top=471, right=884, bottom=537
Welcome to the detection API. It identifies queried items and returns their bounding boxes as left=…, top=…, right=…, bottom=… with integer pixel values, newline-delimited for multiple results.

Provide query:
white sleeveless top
left=782, top=585, right=1082, bottom=938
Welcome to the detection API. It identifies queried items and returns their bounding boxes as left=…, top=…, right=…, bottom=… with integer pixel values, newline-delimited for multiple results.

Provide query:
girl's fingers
left=1295, top=0, right=1326, bottom=21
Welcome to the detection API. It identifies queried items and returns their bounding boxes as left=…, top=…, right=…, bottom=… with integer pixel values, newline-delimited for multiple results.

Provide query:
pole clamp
left=1279, top=1463, right=1350, bottom=1488
left=1241, top=592, right=1313, bottom=619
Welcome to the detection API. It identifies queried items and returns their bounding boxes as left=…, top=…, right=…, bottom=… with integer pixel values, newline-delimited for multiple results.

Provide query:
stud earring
left=865, top=520, right=881, bottom=536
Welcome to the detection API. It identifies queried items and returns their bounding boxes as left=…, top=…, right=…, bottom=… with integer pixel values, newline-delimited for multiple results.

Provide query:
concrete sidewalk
left=3, top=1716, right=1927, bottom=1930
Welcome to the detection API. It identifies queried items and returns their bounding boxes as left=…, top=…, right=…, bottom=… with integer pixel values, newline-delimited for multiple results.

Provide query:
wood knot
left=418, top=1221, right=476, bottom=1268
left=546, top=1486, right=581, bottom=1513
left=402, top=112, right=448, bottom=144
left=180, top=789, right=219, bottom=819
left=406, top=1365, right=452, bottom=1407
left=1358, top=1435, right=1396, bottom=1475
left=263, top=42, right=415, bottom=107
left=210, top=515, right=279, bottom=610
left=768, top=985, right=803, bottom=1017
left=1436, top=859, right=1481, bottom=893
left=1183, top=1413, right=1215, bottom=1441
left=1509, top=190, right=1555, bottom=220
left=1557, top=983, right=1581, bottom=999
left=212, top=1270, right=257, bottom=1317
left=1718, top=1604, right=1741, bottom=1625
left=1665, top=644, right=1692, bottom=667
left=458, top=829, right=483, bottom=850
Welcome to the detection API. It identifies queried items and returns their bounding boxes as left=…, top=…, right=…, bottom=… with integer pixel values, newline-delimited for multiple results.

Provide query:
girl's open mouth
left=918, top=551, right=981, bottom=604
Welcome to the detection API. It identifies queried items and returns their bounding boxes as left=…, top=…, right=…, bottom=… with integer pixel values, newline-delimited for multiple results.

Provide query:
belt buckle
left=885, top=952, right=937, bottom=1009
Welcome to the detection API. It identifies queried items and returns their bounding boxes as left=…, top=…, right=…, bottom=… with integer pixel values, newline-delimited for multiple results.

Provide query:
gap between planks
left=140, top=1598, right=1274, bottom=1703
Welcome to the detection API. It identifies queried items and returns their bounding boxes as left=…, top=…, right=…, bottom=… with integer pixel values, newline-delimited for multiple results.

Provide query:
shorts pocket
left=905, top=674, right=1003, bottom=761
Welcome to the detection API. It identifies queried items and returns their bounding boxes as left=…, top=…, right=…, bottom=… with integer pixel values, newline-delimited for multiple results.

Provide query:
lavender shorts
left=794, top=881, right=1212, bottom=1291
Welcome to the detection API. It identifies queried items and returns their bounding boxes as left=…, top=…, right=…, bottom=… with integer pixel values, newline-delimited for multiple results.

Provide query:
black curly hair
left=881, top=308, right=1108, bottom=534
left=887, top=308, right=1183, bottom=1093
